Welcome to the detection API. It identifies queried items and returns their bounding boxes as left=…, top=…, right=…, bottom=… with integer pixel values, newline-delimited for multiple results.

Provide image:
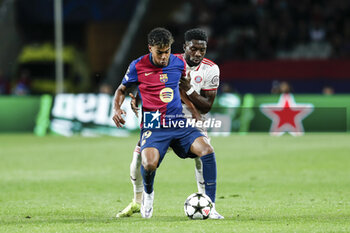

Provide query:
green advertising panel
left=0, top=96, right=41, bottom=132
left=1, top=94, right=349, bottom=134
left=251, top=94, right=350, bottom=133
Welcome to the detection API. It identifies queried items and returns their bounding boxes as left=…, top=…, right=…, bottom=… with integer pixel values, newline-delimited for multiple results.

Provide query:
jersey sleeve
left=122, top=60, right=138, bottom=87
left=174, top=54, right=186, bottom=77
left=202, top=64, right=220, bottom=90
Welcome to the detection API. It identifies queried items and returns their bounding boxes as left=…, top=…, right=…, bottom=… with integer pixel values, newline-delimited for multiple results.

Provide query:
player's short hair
left=184, top=28, right=208, bottom=42
left=148, top=27, right=174, bottom=48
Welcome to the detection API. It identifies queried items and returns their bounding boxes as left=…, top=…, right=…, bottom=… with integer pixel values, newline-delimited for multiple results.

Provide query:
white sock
left=130, top=145, right=143, bottom=203
left=194, top=157, right=205, bottom=194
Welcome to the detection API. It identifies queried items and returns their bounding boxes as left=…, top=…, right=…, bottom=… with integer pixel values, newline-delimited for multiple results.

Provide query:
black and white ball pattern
left=184, top=193, right=213, bottom=220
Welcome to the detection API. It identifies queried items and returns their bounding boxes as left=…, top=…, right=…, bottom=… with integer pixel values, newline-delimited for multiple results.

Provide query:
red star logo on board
left=260, top=94, right=314, bottom=136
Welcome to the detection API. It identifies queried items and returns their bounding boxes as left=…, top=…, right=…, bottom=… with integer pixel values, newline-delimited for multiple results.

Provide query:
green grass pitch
left=1, top=133, right=350, bottom=232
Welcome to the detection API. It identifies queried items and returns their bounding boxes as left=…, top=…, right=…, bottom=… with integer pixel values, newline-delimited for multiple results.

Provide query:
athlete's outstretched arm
left=113, top=84, right=127, bottom=127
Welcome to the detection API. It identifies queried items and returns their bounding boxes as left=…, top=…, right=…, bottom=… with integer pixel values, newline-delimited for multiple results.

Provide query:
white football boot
left=209, top=203, right=224, bottom=219
left=141, top=191, right=154, bottom=218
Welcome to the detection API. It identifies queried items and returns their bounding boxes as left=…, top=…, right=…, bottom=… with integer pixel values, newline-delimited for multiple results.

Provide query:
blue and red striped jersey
left=122, top=53, right=186, bottom=128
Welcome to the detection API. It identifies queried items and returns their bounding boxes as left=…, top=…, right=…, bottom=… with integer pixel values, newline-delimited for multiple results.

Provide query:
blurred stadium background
left=1, top=0, right=350, bottom=94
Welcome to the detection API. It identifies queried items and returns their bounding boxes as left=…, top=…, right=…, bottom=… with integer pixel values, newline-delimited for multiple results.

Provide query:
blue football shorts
left=140, top=126, right=205, bottom=166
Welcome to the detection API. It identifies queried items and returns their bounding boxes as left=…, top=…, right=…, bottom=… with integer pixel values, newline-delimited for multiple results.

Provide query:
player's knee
left=142, top=162, right=157, bottom=171
left=141, top=148, right=159, bottom=171
left=200, top=144, right=214, bottom=157
left=141, top=157, right=157, bottom=171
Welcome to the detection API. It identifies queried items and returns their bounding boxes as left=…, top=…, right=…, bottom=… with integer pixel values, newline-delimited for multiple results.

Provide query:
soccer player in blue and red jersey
left=113, top=28, right=220, bottom=218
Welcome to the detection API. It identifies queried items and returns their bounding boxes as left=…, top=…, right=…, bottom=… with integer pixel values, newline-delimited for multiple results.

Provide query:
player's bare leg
left=190, top=136, right=224, bottom=219
left=116, top=144, right=142, bottom=218
left=140, top=147, right=159, bottom=218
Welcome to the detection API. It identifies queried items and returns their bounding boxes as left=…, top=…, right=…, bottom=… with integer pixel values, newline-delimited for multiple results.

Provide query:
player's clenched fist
left=113, top=109, right=126, bottom=128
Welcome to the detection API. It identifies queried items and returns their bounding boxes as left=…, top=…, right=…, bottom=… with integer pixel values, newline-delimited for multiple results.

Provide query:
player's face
left=184, top=40, right=207, bottom=67
left=149, top=45, right=171, bottom=67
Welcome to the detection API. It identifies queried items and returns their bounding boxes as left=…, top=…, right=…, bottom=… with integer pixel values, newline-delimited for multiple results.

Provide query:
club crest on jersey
left=159, top=87, right=173, bottom=103
left=159, top=74, right=168, bottom=83
left=194, top=76, right=202, bottom=83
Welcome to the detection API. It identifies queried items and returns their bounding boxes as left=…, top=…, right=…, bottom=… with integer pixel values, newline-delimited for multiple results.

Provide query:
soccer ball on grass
left=184, top=192, right=213, bottom=220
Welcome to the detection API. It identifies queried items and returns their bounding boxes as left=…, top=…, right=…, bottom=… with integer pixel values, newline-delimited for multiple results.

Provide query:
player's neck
left=186, top=59, right=200, bottom=68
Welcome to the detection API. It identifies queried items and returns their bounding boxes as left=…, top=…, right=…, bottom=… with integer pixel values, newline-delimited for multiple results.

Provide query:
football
left=184, top=193, right=213, bottom=220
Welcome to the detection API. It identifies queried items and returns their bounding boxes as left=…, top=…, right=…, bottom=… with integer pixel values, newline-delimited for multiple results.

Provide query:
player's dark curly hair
left=148, top=27, right=174, bottom=48
left=184, top=28, right=208, bottom=42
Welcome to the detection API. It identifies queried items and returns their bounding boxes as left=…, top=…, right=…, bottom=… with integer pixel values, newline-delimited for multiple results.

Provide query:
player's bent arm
left=129, top=92, right=140, bottom=117
left=112, top=84, right=127, bottom=128
left=187, top=90, right=217, bottom=114
left=180, top=88, right=201, bottom=121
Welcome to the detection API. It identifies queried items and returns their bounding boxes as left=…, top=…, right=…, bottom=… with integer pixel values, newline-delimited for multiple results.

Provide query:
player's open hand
left=129, top=93, right=139, bottom=117
left=179, top=72, right=191, bottom=91
left=113, top=109, right=126, bottom=128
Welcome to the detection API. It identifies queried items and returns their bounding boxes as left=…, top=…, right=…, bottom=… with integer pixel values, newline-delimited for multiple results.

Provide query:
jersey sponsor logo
left=159, top=87, right=174, bottom=103
left=159, top=74, right=168, bottom=83
left=145, top=72, right=153, bottom=76
left=194, top=76, right=202, bottom=83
